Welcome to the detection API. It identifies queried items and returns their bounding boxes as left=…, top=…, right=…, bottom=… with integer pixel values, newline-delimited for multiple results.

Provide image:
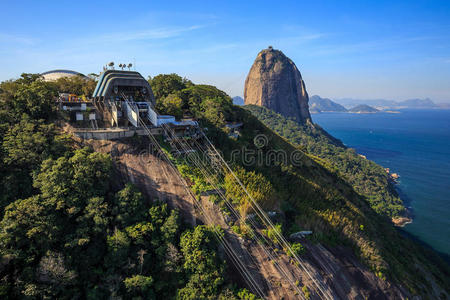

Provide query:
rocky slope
left=244, top=47, right=311, bottom=124
left=79, top=137, right=410, bottom=299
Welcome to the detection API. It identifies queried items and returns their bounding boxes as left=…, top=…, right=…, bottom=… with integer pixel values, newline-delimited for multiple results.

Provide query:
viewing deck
left=64, top=125, right=163, bottom=140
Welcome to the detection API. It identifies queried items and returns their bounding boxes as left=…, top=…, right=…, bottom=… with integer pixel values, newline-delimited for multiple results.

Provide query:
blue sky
left=1, top=0, right=450, bottom=101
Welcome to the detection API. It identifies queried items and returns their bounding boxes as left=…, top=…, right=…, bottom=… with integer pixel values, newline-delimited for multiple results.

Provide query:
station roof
left=92, top=70, right=154, bottom=104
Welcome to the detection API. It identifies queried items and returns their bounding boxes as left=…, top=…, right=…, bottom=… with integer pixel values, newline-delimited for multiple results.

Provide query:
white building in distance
left=40, top=69, right=87, bottom=81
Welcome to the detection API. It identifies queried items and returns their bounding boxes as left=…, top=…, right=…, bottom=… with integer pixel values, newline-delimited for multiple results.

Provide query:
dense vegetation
left=0, top=72, right=448, bottom=298
left=0, top=74, right=258, bottom=299
left=217, top=107, right=449, bottom=296
left=149, top=73, right=234, bottom=128
left=148, top=75, right=449, bottom=296
left=149, top=76, right=449, bottom=296
left=245, top=104, right=405, bottom=218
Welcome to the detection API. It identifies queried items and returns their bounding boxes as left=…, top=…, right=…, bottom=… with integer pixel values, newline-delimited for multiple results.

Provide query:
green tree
left=106, top=229, right=130, bottom=268
left=11, top=79, right=57, bottom=120
left=124, top=275, right=154, bottom=297
left=158, top=93, right=184, bottom=118
left=34, top=147, right=111, bottom=214
left=0, top=195, right=54, bottom=260
left=149, top=73, right=190, bottom=101
left=2, top=118, right=68, bottom=167
left=0, top=74, right=51, bottom=121
left=200, top=96, right=226, bottom=127
left=1, top=117, right=70, bottom=209
left=182, top=85, right=233, bottom=126
left=16, top=73, right=42, bottom=84
left=290, top=242, right=305, bottom=256
left=237, top=288, right=260, bottom=300
left=161, top=209, right=180, bottom=243
left=302, top=286, right=310, bottom=299
left=177, top=226, right=226, bottom=299
left=224, top=166, right=275, bottom=217
left=263, top=223, right=282, bottom=245
left=113, top=183, right=146, bottom=227
left=53, top=75, right=97, bottom=96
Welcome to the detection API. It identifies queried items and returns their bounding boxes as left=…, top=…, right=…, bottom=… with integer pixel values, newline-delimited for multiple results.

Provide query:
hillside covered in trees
left=148, top=74, right=449, bottom=297
left=244, top=105, right=404, bottom=219
left=0, top=73, right=448, bottom=298
left=0, top=74, right=258, bottom=299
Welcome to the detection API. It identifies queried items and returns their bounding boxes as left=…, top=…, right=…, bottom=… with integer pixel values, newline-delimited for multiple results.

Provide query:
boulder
left=244, top=47, right=311, bottom=123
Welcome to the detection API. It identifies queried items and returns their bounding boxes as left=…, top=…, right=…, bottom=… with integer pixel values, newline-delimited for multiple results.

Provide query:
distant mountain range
left=308, top=95, right=449, bottom=113
left=333, top=97, right=439, bottom=109
left=235, top=94, right=449, bottom=111
left=397, top=98, right=436, bottom=108
left=309, top=95, right=347, bottom=112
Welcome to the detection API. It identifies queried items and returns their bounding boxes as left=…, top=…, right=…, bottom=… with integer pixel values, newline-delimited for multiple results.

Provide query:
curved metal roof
left=41, top=69, right=86, bottom=76
left=92, top=70, right=155, bottom=104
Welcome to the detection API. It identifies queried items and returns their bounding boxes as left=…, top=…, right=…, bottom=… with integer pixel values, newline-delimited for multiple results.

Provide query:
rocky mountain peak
left=244, top=47, right=311, bottom=123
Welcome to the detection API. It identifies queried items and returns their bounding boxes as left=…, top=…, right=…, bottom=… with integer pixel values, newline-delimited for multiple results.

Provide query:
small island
left=348, top=104, right=379, bottom=113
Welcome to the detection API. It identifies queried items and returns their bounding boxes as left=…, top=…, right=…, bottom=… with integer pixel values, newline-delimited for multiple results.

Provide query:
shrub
left=302, top=286, right=310, bottom=299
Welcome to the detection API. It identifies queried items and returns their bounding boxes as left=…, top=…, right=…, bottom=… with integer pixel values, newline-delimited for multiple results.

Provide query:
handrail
left=67, top=127, right=132, bottom=132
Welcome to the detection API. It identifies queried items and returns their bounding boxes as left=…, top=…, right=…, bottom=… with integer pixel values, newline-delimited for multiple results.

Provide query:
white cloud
left=96, top=25, right=203, bottom=43
left=70, top=25, right=204, bottom=47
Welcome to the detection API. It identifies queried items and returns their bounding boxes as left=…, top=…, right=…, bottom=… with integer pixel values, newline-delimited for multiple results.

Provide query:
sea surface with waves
left=312, top=109, right=450, bottom=256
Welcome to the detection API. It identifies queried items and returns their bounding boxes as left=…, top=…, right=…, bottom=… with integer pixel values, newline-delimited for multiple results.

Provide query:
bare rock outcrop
left=244, top=47, right=311, bottom=123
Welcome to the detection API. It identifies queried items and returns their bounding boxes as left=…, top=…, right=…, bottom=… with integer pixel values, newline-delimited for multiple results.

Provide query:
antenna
left=127, top=63, right=132, bottom=70
left=108, top=62, right=114, bottom=70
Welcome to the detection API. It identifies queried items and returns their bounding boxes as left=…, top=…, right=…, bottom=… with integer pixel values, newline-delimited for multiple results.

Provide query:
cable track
left=122, top=97, right=334, bottom=299
left=163, top=126, right=297, bottom=298
left=162, top=124, right=305, bottom=298
left=134, top=117, right=267, bottom=298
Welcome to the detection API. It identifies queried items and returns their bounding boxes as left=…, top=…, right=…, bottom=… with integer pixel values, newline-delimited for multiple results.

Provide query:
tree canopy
left=0, top=73, right=261, bottom=299
left=0, top=72, right=447, bottom=298
left=53, top=75, right=97, bottom=96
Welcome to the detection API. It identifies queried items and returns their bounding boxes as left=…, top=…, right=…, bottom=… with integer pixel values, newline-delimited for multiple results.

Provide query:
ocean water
left=312, top=109, right=450, bottom=256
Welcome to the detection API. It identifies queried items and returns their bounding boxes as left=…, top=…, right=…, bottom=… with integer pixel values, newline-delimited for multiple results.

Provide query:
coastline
left=313, top=108, right=450, bottom=260
left=311, top=110, right=401, bottom=114
left=392, top=216, right=413, bottom=227
left=386, top=169, right=412, bottom=227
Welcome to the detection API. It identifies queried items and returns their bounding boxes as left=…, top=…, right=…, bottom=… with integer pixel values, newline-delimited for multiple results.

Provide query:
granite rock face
left=244, top=47, right=311, bottom=124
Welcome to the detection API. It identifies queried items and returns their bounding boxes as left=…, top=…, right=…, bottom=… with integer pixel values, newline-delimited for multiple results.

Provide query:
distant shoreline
left=310, top=107, right=450, bottom=114
left=311, top=110, right=401, bottom=114
left=312, top=109, right=450, bottom=255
